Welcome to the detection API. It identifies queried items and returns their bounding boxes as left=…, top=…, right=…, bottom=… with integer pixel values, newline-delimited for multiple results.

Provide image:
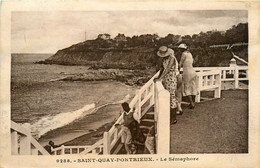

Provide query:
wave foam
left=29, top=103, right=95, bottom=139
left=24, top=94, right=131, bottom=139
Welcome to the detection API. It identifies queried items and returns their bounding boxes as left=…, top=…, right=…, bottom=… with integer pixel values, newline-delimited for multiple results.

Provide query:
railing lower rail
left=52, top=139, right=103, bottom=155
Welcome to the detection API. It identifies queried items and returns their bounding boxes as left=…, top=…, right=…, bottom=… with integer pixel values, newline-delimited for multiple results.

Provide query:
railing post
left=222, top=70, right=226, bottom=81
left=92, top=149, right=96, bottom=154
left=154, top=83, right=158, bottom=122
left=214, top=71, right=222, bottom=98
left=155, top=82, right=170, bottom=154
left=154, top=81, right=158, bottom=152
left=11, top=131, right=18, bottom=155
left=60, top=145, right=65, bottom=155
left=114, top=128, right=118, bottom=141
left=204, top=75, right=207, bottom=87
left=103, top=132, right=110, bottom=154
left=209, top=75, right=213, bottom=86
left=137, top=90, right=141, bottom=123
left=150, top=82, right=155, bottom=106
left=234, top=66, right=239, bottom=89
left=195, top=75, right=201, bottom=103
left=31, top=146, right=38, bottom=155
left=19, top=134, right=31, bottom=155
left=50, top=147, right=55, bottom=155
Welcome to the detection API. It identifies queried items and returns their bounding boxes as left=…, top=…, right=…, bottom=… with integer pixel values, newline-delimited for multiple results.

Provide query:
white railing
left=192, top=66, right=248, bottom=89
left=154, top=81, right=170, bottom=154
left=195, top=70, right=222, bottom=102
left=11, top=66, right=246, bottom=156
left=153, top=69, right=222, bottom=154
left=103, top=72, right=159, bottom=154
left=51, top=139, right=103, bottom=155
left=11, top=121, right=50, bottom=155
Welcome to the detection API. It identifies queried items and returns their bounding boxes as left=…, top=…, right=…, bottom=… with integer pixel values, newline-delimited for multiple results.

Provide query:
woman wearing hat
left=154, top=46, right=178, bottom=124
left=178, top=43, right=198, bottom=109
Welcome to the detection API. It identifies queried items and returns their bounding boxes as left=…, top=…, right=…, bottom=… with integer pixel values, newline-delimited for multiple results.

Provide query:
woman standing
left=154, top=46, right=179, bottom=124
left=178, top=43, right=198, bottom=109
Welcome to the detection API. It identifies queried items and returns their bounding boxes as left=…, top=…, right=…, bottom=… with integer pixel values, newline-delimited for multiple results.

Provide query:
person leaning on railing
left=154, top=46, right=179, bottom=125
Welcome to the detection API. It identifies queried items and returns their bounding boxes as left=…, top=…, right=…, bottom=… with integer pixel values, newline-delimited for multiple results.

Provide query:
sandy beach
left=11, top=54, right=138, bottom=146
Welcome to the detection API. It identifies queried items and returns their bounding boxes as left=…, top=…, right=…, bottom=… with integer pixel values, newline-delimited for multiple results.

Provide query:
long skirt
left=162, top=70, right=177, bottom=109
left=183, top=67, right=199, bottom=96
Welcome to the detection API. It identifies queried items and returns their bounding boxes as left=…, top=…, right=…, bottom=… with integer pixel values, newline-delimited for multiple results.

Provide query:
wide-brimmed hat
left=157, top=46, right=173, bottom=57
left=178, top=43, right=187, bottom=49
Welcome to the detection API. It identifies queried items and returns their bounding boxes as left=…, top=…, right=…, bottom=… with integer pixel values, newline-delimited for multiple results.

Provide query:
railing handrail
left=11, top=121, right=31, bottom=136
left=197, top=69, right=222, bottom=76
left=11, top=121, right=50, bottom=155
left=103, top=71, right=159, bottom=154
left=139, top=71, right=159, bottom=93
left=31, top=138, right=50, bottom=155
left=110, top=71, right=159, bottom=127
left=80, top=139, right=103, bottom=155
left=193, top=66, right=248, bottom=71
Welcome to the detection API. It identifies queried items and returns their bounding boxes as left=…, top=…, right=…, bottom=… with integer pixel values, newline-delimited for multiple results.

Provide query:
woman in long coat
left=178, top=43, right=198, bottom=109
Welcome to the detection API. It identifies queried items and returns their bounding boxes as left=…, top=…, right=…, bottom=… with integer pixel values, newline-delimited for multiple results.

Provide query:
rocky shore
left=52, top=68, right=157, bottom=86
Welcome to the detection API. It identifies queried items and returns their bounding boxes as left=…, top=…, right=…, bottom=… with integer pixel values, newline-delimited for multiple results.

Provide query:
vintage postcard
left=0, top=0, right=259, bottom=168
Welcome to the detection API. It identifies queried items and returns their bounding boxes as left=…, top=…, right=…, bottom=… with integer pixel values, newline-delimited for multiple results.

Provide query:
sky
left=11, top=10, right=248, bottom=53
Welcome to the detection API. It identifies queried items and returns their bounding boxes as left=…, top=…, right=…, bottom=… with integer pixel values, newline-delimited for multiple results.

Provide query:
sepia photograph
left=10, top=10, right=248, bottom=155
left=0, top=1, right=259, bottom=168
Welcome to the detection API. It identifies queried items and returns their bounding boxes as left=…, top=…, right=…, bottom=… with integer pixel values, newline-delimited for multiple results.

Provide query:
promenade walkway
left=170, top=90, right=248, bottom=153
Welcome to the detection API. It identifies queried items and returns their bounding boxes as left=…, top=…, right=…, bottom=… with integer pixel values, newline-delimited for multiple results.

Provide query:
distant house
left=114, top=33, right=127, bottom=42
left=154, top=34, right=160, bottom=40
left=151, top=33, right=160, bottom=42
left=98, top=34, right=111, bottom=40
left=220, top=31, right=225, bottom=36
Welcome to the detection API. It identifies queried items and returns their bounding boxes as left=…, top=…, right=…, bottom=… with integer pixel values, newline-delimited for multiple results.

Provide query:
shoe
left=171, top=119, right=177, bottom=125
left=188, top=103, right=195, bottom=109
left=176, top=111, right=183, bottom=115
left=191, top=103, right=195, bottom=109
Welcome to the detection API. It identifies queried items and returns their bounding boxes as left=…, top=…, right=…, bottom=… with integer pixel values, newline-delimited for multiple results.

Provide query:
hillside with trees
left=40, top=23, right=248, bottom=70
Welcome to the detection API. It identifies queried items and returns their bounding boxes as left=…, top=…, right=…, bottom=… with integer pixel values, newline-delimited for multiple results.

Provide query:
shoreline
left=37, top=93, right=135, bottom=146
left=58, top=68, right=157, bottom=86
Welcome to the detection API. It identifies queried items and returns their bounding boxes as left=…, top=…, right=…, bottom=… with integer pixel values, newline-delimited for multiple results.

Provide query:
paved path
left=170, top=90, right=248, bottom=153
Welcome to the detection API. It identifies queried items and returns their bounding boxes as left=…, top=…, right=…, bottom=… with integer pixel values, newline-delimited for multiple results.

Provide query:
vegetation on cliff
left=37, top=23, right=248, bottom=85
left=39, top=23, right=248, bottom=68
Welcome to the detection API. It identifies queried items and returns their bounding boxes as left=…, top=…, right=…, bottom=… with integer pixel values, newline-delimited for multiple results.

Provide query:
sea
left=11, top=53, right=137, bottom=146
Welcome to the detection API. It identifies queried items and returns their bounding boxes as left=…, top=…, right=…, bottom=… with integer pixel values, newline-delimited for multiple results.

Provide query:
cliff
left=37, top=39, right=248, bottom=85
left=40, top=39, right=247, bottom=69
left=40, top=39, right=159, bottom=69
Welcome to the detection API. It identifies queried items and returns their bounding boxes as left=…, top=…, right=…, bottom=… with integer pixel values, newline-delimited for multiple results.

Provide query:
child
left=115, top=102, right=135, bottom=154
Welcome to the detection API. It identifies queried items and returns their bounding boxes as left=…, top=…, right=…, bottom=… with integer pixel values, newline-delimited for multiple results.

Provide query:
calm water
left=11, top=54, right=136, bottom=145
